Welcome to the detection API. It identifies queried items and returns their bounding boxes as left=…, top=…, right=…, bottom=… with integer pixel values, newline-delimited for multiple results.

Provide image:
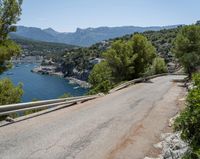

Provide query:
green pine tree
left=0, top=0, right=23, bottom=106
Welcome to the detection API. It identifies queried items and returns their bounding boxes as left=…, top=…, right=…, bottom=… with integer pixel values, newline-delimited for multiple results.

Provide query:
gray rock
left=154, top=142, right=163, bottom=149
left=161, top=132, right=188, bottom=159
left=152, top=132, right=188, bottom=159
left=5, top=116, right=15, bottom=123
left=144, top=157, right=162, bottom=159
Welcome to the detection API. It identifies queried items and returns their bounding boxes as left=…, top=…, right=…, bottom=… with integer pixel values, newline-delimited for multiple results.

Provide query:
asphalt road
left=0, top=75, right=186, bottom=159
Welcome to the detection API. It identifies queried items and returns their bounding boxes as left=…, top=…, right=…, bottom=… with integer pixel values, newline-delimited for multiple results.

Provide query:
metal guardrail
left=0, top=95, right=100, bottom=116
left=109, top=73, right=186, bottom=93
left=0, top=73, right=186, bottom=117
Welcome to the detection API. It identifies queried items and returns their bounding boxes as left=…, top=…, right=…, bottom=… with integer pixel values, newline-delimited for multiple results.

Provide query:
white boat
left=73, top=86, right=80, bottom=89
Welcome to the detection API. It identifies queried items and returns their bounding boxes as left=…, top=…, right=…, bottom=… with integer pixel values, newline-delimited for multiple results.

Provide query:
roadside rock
left=145, top=115, right=188, bottom=159
left=168, top=114, right=179, bottom=127
left=5, top=116, right=15, bottom=123
left=144, top=157, right=161, bottom=159
left=186, top=82, right=194, bottom=91
left=154, top=142, right=163, bottom=149
left=146, top=132, right=188, bottom=159
left=162, top=132, right=188, bottom=159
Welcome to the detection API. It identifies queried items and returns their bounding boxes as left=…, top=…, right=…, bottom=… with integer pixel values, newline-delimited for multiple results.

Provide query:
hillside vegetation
left=117, top=27, right=180, bottom=62
left=54, top=26, right=180, bottom=82
left=88, top=34, right=168, bottom=94
left=171, top=24, right=200, bottom=159
left=174, top=74, right=200, bottom=159
left=12, top=35, right=77, bottom=57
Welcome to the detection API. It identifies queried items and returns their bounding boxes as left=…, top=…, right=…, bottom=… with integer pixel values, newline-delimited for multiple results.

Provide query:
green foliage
left=192, top=72, right=200, bottom=87
left=59, top=93, right=72, bottom=98
left=23, top=108, right=44, bottom=116
left=89, top=34, right=157, bottom=94
left=182, top=151, right=200, bottom=159
left=0, top=78, right=23, bottom=105
left=58, top=27, right=178, bottom=80
left=31, top=98, right=39, bottom=102
left=173, top=25, right=200, bottom=77
left=0, top=0, right=23, bottom=41
left=151, top=57, right=167, bottom=74
left=0, top=39, right=21, bottom=72
left=55, top=27, right=180, bottom=84
left=0, top=0, right=23, bottom=119
left=120, top=28, right=179, bottom=63
left=143, top=28, right=179, bottom=61
left=103, top=40, right=137, bottom=81
left=174, top=73, right=200, bottom=158
left=61, top=47, right=101, bottom=81
left=129, top=34, right=156, bottom=77
left=13, top=37, right=76, bottom=57
left=103, top=34, right=156, bottom=81
left=88, top=61, right=113, bottom=94
left=0, top=0, right=23, bottom=72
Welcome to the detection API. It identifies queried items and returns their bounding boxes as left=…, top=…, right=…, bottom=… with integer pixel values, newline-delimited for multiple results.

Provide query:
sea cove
left=0, top=64, right=88, bottom=102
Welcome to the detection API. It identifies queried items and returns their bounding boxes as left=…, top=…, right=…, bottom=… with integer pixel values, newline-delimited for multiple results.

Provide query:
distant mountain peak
left=43, top=28, right=59, bottom=36
left=12, top=25, right=180, bottom=47
left=44, top=27, right=55, bottom=31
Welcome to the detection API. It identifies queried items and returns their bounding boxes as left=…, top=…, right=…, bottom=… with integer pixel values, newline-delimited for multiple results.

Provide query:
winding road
left=0, top=75, right=186, bottom=159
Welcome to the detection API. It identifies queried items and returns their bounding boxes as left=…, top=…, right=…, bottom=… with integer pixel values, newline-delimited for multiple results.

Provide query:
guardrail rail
left=0, top=94, right=101, bottom=116
left=109, top=73, right=186, bottom=93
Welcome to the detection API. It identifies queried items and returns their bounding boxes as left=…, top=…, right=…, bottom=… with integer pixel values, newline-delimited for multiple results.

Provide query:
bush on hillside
left=89, top=34, right=157, bottom=94
left=174, top=73, right=200, bottom=158
left=0, top=78, right=23, bottom=121
left=151, top=57, right=168, bottom=74
left=173, top=25, right=200, bottom=78
left=88, top=61, right=113, bottom=94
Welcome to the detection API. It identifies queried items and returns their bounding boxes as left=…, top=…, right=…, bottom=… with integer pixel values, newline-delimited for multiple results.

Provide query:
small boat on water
left=73, top=86, right=80, bottom=89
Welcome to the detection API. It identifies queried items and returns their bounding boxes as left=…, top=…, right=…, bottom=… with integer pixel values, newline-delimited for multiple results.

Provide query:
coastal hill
left=56, top=27, right=180, bottom=81
left=10, top=25, right=181, bottom=82
left=10, top=25, right=179, bottom=47
left=11, top=34, right=78, bottom=56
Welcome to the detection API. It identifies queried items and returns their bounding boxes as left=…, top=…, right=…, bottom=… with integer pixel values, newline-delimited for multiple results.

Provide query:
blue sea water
left=0, top=64, right=88, bottom=102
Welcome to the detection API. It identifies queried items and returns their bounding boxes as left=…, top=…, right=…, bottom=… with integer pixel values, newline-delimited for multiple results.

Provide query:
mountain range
left=10, top=25, right=180, bottom=47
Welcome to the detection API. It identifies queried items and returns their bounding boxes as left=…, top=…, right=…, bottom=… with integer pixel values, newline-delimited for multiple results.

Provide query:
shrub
left=174, top=73, right=200, bottom=158
left=88, top=61, right=113, bottom=94
left=0, top=78, right=23, bottom=121
left=59, top=93, right=72, bottom=98
left=0, top=78, right=23, bottom=105
left=151, top=57, right=168, bottom=74
left=88, top=34, right=157, bottom=94
left=173, top=25, right=200, bottom=78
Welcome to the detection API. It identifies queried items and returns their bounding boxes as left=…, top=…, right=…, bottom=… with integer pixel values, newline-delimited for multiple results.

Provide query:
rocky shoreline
left=32, top=66, right=91, bottom=89
left=66, top=77, right=91, bottom=89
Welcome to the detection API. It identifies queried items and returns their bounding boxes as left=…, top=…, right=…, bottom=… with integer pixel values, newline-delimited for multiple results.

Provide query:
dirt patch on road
left=107, top=123, right=144, bottom=159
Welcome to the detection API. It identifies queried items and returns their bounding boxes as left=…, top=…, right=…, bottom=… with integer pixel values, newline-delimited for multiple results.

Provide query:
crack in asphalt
left=129, top=98, right=144, bottom=109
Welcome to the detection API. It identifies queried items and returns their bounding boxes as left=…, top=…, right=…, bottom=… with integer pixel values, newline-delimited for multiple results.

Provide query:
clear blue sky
left=18, top=0, right=200, bottom=32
